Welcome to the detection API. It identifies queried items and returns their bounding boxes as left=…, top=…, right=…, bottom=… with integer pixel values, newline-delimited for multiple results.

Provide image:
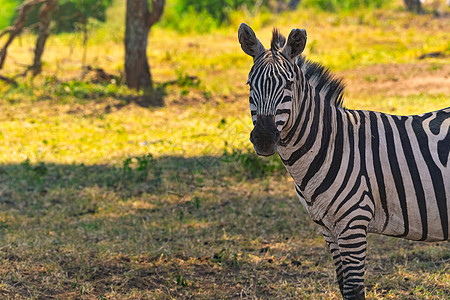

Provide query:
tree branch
left=0, top=75, right=18, bottom=86
left=0, top=0, right=46, bottom=69
left=146, top=0, right=165, bottom=28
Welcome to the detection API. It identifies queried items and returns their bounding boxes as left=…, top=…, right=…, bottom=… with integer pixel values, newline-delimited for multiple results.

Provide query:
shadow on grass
left=0, top=152, right=285, bottom=212
left=2, top=76, right=206, bottom=112
left=0, top=155, right=448, bottom=298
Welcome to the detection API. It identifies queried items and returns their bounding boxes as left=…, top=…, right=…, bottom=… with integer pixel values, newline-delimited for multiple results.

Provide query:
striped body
left=279, top=59, right=450, bottom=242
left=238, top=24, right=450, bottom=299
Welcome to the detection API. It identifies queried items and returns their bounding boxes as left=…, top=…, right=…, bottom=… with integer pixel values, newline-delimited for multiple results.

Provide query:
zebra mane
left=297, top=56, right=345, bottom=108
left=271, top=28, right=286, bottom=53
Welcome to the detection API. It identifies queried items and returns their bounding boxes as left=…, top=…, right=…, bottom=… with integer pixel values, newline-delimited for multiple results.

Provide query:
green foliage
left=302, top=0, right=390, bottom=11
left=162, top=0, right=259, bottom=32
left=162, top=0, right=393, bottom=32
left=54, top=0, right=113, bottom=32
left=174, top=0, right=258, bottom=22
left=0, top=0, right=113, bottom=32
left=0, top=0, right=17, bottom=30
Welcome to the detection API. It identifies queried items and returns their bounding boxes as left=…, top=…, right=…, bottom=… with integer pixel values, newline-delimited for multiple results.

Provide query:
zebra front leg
left=322, top=228, right=344, bottom=295
left=337, top=225, right=368, bottom=300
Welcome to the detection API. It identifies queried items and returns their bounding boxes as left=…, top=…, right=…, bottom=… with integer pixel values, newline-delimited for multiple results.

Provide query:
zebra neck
left=278, top=71, right=345, bottom=202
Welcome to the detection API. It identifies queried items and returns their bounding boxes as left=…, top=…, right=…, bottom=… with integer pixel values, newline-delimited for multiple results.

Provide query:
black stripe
left=333, top=112, right=368, bottom=216
left=280, top=73, right=308, bottom=146
left=300, top=99, right=333, bottom=190
left=369, top=112, right=389, bottom=231
left=412, top=115, right=448, bottom=240
left=282, top=87, right=320, bottom=166
left=340, top=233, right=366, bottom=240
left=311, top=110, right=344, bottom=203
left=276, top=109, right=290, bottom=115
left=292, top=83, right=313, bottom=147
left=438, top=129, right=450, bottom=167
left=324, top=111, right=355, bottom=215
left=381, top=114, right=409, bottom=238
left=281, top=95, right=291, bottom=103
left=393, top=116, right=428, bottom=241
left=429, top=109, right=449, bottom=135
left=341, top=247, right=367, bottom=256
left=339, top=241, right=366, bottom=249
left=295, top=184, right=305, bottom=199
left=335, top=193, right=372, bottom=225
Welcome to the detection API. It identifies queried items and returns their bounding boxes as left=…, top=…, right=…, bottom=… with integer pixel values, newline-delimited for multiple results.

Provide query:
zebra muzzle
left=250, top=115, right=280, bottom=156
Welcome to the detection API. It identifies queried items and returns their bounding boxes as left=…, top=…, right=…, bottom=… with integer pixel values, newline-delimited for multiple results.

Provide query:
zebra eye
left=285, top=81, right=293, bottom=90
left=247, top=81, right=254, bottom=90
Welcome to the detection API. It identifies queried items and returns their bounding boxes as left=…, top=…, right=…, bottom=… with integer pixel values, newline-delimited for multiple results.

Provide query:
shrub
left=161, top=0, right=260, bottom=33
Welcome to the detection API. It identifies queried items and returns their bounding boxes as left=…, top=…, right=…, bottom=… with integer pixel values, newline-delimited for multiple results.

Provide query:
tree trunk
left=125, top=0, right=164, bottom=92
left=31, top=0, right=57, bottom=75
left=288, top=0, right=301, bottom=10
left=404, top=0, right=422, bottom=12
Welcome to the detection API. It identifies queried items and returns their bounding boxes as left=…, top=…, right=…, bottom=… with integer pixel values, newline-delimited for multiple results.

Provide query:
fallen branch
left=82, top=65, right=118, bottom=83
left=0, top=75, right=18, bottom=86
left=418, top=51, right=446, bottom=59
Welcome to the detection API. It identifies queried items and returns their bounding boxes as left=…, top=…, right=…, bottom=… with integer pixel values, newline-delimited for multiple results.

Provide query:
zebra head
left=238, top=23, right=307, bottom=156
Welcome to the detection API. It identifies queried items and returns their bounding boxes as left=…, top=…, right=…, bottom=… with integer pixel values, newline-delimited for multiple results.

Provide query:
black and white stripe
left=239, top=24, right=450, bottom=299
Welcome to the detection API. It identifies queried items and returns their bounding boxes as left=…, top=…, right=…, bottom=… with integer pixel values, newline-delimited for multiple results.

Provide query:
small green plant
left=122, top=157, right=133, bottom=177
left=222, top=148, right=285, bottom=179
left=213, top=248, right=230, bottom=264
left=121, top=154, right=157, bottom=182
left=175, top=69, right=200, bottom=88
left=176, top=274, right=188, bottom=287
left=193, top=196, right=201, bottom=210
left=21, top=159, right=48, bottom=184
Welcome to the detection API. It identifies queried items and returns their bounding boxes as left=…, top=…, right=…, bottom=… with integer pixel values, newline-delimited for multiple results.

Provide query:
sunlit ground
left=0, top=0, right=449, bottom=298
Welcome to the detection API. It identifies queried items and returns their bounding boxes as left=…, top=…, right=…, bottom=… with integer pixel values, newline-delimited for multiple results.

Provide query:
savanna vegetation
left=0, top=0, right=449, bottom=298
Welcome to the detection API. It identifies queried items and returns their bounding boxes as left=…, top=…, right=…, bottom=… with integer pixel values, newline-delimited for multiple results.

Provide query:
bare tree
left=125, top=0, right=165, bottom=95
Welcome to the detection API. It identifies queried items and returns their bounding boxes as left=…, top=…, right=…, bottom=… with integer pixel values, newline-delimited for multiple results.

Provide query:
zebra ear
left=282, top=28, right=307, bottom=60
left=238, top=23, right=265, bottom=60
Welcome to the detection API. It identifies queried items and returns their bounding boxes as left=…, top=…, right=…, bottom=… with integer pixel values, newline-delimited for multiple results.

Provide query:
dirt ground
left=340, top=62, right=450, bottom=97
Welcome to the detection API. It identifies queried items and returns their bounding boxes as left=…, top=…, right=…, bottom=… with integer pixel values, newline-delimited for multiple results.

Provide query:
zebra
left=238, top=23, right=450, bottom=299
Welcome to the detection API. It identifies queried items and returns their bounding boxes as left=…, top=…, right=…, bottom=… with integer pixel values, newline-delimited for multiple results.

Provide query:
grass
left=0, top=0, right=449, bottom=298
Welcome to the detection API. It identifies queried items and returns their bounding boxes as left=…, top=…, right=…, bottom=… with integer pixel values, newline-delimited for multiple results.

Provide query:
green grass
left=0, top=0, right=449, bottom=298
